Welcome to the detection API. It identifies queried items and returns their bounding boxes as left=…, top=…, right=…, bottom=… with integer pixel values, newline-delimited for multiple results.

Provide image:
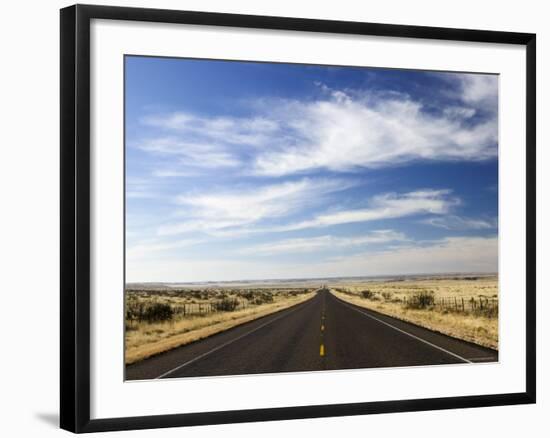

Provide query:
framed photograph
left=60, top=4, right=536, bottom=433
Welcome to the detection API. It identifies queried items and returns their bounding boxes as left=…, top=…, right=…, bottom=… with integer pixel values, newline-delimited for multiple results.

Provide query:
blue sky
left=125, top=56, right=498, bottom=282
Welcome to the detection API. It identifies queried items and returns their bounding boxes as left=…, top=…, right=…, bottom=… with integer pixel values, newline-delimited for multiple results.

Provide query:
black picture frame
left=60, top=4, right=536, bottom=433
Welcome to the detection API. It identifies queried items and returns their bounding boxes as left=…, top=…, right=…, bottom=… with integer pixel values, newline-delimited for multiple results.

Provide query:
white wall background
left=0, top=0, right=546, bottom=436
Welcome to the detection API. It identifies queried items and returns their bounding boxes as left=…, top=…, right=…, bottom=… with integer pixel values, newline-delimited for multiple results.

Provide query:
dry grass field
left=330, top=275, right=498, bottom=350
left=125, top=287, right=316, bottom=364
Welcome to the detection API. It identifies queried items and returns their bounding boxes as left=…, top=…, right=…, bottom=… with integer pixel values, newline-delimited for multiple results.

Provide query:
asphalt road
left=126, top=290, right=498, bottom=380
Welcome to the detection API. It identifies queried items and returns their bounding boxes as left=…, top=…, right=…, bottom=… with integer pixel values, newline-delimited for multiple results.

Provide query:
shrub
left=381, top=291, right=393, bottom=301
left=142, top=302, right=174, bottom=322
left=189, top=290, right=210, bottom=300
left=406, top=291, right=435, bottom=309
left=126, top=300, right=175, bottom=323
left=125, top=300, right=141, bottom=322
left=239, top=290, right=256, bottom=300
left=253, top=292, right=274, bottom=305
left=214, top=298, right=239, bottom=312
left=361, top=290, right=375, bottom=299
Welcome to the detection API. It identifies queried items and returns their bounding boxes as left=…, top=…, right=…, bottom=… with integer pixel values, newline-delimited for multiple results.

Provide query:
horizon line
left=126, top=271, right=498, bottom=285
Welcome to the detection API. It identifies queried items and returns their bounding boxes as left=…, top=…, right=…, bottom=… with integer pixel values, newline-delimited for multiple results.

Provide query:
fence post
left=461, top=297, right=465, bottom=312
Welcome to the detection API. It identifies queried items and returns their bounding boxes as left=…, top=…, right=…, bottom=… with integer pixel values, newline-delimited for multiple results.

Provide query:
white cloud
left=126, top=235, right=497, bottom=282
left=143, top=112, right=279, bottom=146
left=319, top=236, right=498, bottom=277
left=457, top=74, right=498, bottom=108
left=252, top=89, right=497, bottom=176
left=151, top=168, right=201, bottom=178
left=443, top=106, right=477, bottom=119
left=137, top=74, right=498, bottom=176
left=126, top=177, right=159, bottom=199
left=269, top=189, right=458, bottom=232
left=127, top=238, right=204, bottom=260
left=158, top=188, right=457, bottom=237
left=422, top=215, right=497, bottom=230
left=239, top=230, right=408, bottom=255
left=138, top=137, right=241, bottom=168
left=127, top=191, right=157, bottom=199
left=157, top=178, right=352, bottom=236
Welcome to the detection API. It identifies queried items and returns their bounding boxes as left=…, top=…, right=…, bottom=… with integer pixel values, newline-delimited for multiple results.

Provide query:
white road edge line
left=155, top=297, right=316, bottom=379
left=334, top=294, right=472, bottom=364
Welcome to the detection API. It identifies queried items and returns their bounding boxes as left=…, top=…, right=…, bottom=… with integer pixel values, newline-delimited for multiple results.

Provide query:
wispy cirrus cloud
left=151, top=168, right=202, bottom=178
left=320, top=235, right=498, bottom=277
left=126, top=235, right=497, bottom=282
left=125, top=58, right=499, bottom=283
left=157, top=178, right=354, bottom=236
left=266, top=189, right=459, bottom=233
left=138, top=137, right=242, bottom=169
left=127, top=238, right=204, bottom=260
left=252, top=85, right=497, bottom=176
left=158, top=188, right=458, bottom=237
left=143, top=112, right=279, bottom=146
left=136, top=73, right=497, bottom=177
left=421, top=215, right=497, bottom=231
left=126, top=177, right=160, bottom=199
left=456, top=74, right=498, bottom=109
left=239, top=230, right=408, bottom=256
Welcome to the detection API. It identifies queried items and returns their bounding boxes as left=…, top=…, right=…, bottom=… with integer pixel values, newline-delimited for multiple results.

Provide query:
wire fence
left=125, top=298, right=255, bottom=324
left=171, top=299, right=251, bottom=317
left=403, top=295, right=498, bottom=313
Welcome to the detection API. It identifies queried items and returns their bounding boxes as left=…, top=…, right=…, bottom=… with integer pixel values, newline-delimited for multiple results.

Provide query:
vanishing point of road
left=126, top=289, right=498, bottom=380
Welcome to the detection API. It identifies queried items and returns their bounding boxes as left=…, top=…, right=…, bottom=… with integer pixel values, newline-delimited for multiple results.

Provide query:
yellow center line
left=320, top=306, right=326, bottom=357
